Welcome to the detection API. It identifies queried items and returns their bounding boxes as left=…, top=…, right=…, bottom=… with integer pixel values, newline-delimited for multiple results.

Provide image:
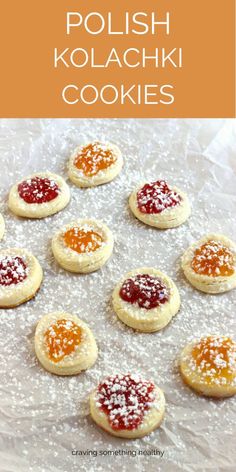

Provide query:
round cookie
left=180, top=335, right=236, bottom=397
left=129, top=179, right=191, bottom=229
left=181, top=234, right=236, bottom=294
left=90, top=373, right=165, bottom=438
left=112, top=267, right=180, bottom=332
left=0, top=248, right=43, bottom=308
left=68, top=141, right=123, bottom=187
left=35, top=312, right=98, bottom=376
left=8, top=172, right=70, bottom=218
left=52, top=219, right=114, bottom=274
left=0, top=214, right=5, bottom=240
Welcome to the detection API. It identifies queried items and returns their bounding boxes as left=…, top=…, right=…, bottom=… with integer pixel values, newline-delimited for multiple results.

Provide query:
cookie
left=129, top=180, right=191, bottom=228
left=68, top=141, right=123, bottom=187
left=90, top=373, right=165, bottom=438
left=180, top=335, right=236, bottom=397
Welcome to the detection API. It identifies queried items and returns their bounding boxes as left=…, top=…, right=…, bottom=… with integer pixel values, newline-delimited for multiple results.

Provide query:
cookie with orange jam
left=0, top=248, right=43, bottom=308
left=182, top=234, right=236, bottom=293
left=52, top=219, right=114, bottom=273
left=35, top=312, right=98, bottom=375
left=112, top=267, right=180, bottom=332
left=0, top=214, right=5, bottom=240
left=180, top=335, right=236, bottom=397
left=8, top=172, right=70, bottom=218
left=129, top=179, right=191, bottom=228
left=68, top=141, right=123, bottom=187
left=90, top=373, right=165, bottom=438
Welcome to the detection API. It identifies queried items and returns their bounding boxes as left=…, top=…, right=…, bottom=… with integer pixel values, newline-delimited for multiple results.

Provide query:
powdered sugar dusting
left=192, top=240, right=235, bottom=277
left=0, top=119, right=235, bottom=472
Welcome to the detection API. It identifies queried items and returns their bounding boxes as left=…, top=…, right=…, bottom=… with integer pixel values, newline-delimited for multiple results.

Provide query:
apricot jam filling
left=191, top=240, right=235, bottom=277
left=96, top=374, right=156, bottom=431
left=137, top=180, right=182, bottom=214
left=44, top=319, right=82, bottom=363
left=191, top=336, right=236, bottom=384
left=63, top=227, right=103, bottom=254
left=0, top=256, right=28, bottom=286
left=18, top=177, right=60, bottom=204
left=74, top=142, right=117, bottom=177
left=119, top=274, right=169, bottom=309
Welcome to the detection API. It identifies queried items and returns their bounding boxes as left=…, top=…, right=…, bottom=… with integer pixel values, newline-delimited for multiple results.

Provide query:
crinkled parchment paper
left=0, top=119, right=235, bottom=472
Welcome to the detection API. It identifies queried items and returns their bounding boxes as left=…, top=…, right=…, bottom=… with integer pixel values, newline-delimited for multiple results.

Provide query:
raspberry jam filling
left=44, top=319, right=82, bottom=363
left=74, top=142, right=117, bottom=177
left=119, top=274, right=169, bottom=309
left=191, top=240, right=235, bottom=277
left=64, top=227, right=103, bottom=254
left=137, top=180, right=182, bottom=214
left=96, top=374, right=156, bottom=431
left=0, top=256, right=28, bottom=286
left=18, top=177, right=60, bottom=204
left=191, top=336, right=236, bottom=385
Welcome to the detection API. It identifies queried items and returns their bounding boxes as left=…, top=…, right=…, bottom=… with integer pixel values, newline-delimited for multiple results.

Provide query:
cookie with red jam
left=112, top=267, right=180, bottom=332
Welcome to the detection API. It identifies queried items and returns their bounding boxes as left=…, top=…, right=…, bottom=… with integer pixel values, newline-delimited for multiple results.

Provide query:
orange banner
left=0, top=0, right=235, bottom=117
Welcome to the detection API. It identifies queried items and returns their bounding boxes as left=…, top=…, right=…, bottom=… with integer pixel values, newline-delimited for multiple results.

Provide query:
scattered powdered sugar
left=137, top=180, right=182, bottom=214
left=0, top=119, right=235, bottom=472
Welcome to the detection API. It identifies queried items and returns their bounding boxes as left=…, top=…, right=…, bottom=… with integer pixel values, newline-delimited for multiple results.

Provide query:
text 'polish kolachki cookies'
left=112, top=267, right=180, bottom=332
left=0, top=248, right=43, bottom=308
left=35, top=312, right=98, bottom=376
left=129, top=179, right=191, bottom=229
left=52, top=219, right=114, bottom=273
left=181, top=234, right=236, bottom=294
left=180, top=335, right=236, bottom=397
left=90, top=373, right=165, bottom=438
left=68, top=141, right=123, bottom=187
left=8, top=172, right=70, bottom=218
left=0, top=214, right=5, bottom=240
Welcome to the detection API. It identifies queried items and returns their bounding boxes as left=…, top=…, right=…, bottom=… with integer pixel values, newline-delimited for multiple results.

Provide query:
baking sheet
left=0, top=118, right=235, bottom=472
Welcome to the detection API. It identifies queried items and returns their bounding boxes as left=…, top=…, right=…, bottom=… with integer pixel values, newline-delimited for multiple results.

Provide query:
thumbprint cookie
left=0, top=248, right=43, bottom=308
left=129, top=179, right=191, bottom=228
left=180, top=335, right=236, bottom=397
left=90, top=373, right=165, bottom=438
left=52, top=219, right=114, bottom=273
left=8, top=172, right=70, bottom=218
left=68, top=141, right=123, bottom=187
left=112, top=267, right=180, bottom=332
left=35, top=312, right=98, bottom=375
left=182, top=234, right=236, bottom=293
